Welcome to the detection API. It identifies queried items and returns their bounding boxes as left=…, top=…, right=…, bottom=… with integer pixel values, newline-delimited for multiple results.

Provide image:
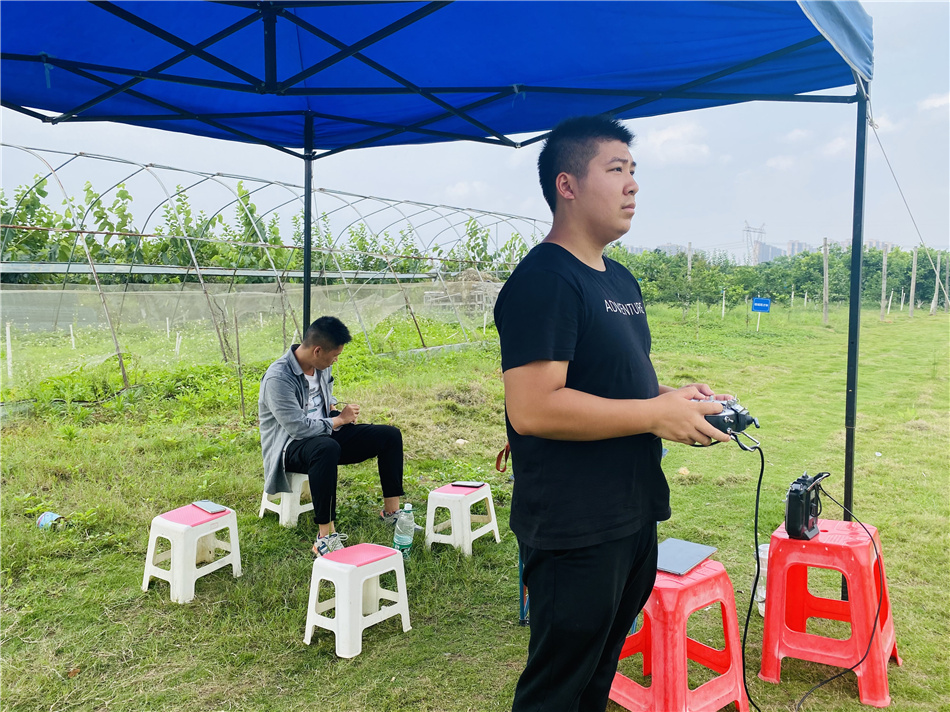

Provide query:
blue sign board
left=752, top=298, right=771, bottom=313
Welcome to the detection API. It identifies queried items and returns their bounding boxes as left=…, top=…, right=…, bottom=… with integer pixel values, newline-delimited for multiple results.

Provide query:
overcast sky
left=2, top=1, right=947, bottom=261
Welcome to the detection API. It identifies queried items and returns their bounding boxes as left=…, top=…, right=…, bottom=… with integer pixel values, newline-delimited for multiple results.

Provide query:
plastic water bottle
left=393, top=503, right=415, bottom=560
left=755, top=543, right=770, bottom=616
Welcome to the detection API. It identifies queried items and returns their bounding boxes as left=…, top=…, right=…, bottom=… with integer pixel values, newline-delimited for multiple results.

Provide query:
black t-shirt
left=494, top=242, right=671, bottom=550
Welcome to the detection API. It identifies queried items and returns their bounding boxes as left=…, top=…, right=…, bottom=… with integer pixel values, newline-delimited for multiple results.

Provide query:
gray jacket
left=259, top=345, right=337, bottom=495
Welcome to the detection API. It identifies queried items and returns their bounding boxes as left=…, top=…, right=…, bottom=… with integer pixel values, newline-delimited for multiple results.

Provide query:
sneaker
left=312, top=532, right=348, bottom=557
left=380, top=510, right=423, bottom=532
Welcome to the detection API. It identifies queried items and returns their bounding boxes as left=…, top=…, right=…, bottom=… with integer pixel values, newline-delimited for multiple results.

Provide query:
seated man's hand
left=338, top=403, right=360, bottom=425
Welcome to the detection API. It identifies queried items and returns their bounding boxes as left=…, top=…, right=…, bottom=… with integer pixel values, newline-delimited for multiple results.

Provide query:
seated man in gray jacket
left=258, top=315, right=405, bottom=556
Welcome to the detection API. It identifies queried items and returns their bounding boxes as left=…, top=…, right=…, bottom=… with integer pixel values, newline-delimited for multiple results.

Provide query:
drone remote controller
left=702, top=398, right=759, bottom=434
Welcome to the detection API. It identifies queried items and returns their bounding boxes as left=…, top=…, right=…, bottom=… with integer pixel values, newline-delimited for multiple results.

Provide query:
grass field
left=1, top=304, right=947, bottom=712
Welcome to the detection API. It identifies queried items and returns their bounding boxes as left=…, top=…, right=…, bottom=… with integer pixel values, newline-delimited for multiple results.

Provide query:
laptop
left=657, top=538, right=717, bottom=575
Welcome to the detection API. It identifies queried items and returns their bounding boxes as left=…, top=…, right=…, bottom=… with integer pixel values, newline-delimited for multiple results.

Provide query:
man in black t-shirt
left=495, top=116, right=731, bottom=712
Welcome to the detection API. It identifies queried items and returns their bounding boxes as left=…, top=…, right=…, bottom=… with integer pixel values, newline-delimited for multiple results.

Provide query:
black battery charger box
left=785, top=472, right=829, bottom=540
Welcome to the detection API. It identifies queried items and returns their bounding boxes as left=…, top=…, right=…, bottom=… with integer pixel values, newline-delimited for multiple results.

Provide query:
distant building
left=787, top=240, right=811, bottom=257
left=829, top=238, right=896, bottom=252
left=864, top=239, right=896, bottom=252
left=655, top=242, right=687, bottom=256
left=752, top=241, right=785, bottom=264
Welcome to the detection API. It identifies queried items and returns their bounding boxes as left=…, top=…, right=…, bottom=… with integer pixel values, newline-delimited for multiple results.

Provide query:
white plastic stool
left=259, top=471, right=313, bottom=527
left=424, top=483, right=500, bottom=556
left=142, top=503, right=242, bottom=604
left=304, top=543, right=411, bottom=657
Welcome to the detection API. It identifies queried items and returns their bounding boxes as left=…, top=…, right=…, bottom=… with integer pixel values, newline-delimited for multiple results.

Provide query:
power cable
left=740, top=443, right=766, bottom=712
left=867, top=105, right=949, bottom=305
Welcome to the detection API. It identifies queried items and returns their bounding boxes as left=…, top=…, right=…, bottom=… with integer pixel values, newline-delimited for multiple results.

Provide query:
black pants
left=284, top=424, right=405, bottom=525
left=512, top=524, right=658, bottom=712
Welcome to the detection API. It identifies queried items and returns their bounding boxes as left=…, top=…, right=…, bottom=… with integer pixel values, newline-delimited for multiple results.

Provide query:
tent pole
left=303, top=113, right=314, bottom=330
left=842, top=82, right=869, bottom=600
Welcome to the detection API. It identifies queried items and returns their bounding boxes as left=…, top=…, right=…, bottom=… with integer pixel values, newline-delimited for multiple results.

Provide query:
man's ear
left=555, top=172, right=576, bottom=202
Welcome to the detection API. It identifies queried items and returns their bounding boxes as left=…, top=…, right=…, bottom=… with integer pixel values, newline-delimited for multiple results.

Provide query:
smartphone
left=193, top=499, right=228, bottom=514
left=451, top=481, right=485, bottom=488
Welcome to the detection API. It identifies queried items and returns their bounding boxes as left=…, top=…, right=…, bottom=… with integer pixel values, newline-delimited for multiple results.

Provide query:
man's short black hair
left=302, top=316, right=352, bottom=349
left=537, top=115, right=635, bottom=213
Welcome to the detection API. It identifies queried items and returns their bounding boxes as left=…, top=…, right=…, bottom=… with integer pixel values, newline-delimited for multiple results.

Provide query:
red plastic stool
left=609, top=559, right=750, bottom=712
left=759, top=519, right=901, bottom=708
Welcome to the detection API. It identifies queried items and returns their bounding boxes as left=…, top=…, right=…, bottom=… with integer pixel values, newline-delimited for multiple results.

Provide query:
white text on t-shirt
left=604, top=299, right=645, bottom=316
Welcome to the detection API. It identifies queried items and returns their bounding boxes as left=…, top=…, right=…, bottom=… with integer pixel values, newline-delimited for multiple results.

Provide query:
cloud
left=506, top=147, right=535, bottom=169
left=871, top=115, right=899, bottom=132
left=640, top=123, right=711, bottom=165
left=918, top=93, right=949, bottom=112
left=821, top=137, right=850, bottom=157
left=782, top=128, right=812, bottom=142
left=766, top=155, right=795, bottom=171
left=444, top=180, right=489, bottom=201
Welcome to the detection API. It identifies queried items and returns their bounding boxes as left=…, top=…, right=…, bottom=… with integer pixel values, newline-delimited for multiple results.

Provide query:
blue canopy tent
left=1, top=1, right=873, bottom=528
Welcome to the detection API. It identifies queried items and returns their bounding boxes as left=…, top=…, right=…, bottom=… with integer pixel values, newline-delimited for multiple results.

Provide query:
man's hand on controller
left=652, top=385, right=731, bottom=446
left=334, top=403, right=360, bottom=427
left=682, top=382, right=734, bottom=402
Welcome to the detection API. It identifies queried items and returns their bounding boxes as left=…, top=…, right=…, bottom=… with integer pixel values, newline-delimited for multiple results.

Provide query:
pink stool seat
left=159, top=504, right=230, bottom=527
left=324, top=543, right=399, bottom=567
left=433, top=483, right=488, bottom=496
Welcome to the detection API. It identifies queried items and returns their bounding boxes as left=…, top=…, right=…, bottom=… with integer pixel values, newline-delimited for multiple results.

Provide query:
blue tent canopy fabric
left=1, top=0, right=873, bottom=154
left=1, top=0, right=876, bottom=519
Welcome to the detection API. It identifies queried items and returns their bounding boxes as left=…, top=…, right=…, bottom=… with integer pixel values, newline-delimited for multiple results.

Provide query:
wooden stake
left=880, top=248, right=888, bottom=321
left=887, top=290, right=893, bottom=315
left=70, top=324, right=76, bottom=349
left=5, top=322, right=12, bottom=380
left=930, top=253, right=941, bottom=316
left=234, top=311, right=246, bottom=421
left=823, top=237, right=829, bottom=325
left=80, top=236, right=129, bottom=389
left=909, top=248, right=918, bottom=318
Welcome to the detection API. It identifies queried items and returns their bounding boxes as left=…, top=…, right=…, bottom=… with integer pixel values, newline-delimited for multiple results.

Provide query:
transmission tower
left=743, top=222, right=766, bottom=265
